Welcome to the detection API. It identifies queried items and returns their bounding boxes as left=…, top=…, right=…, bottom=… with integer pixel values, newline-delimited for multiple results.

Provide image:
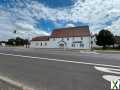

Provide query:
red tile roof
left=51, top=26, right=90, bottom=38
left=32, top=36, right=49, bottom=41
left=32, top=26, right=90, bottom=41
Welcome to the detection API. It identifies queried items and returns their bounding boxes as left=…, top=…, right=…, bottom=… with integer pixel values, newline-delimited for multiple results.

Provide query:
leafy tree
left=7, top=39, right=16, bottom=45
left=7, top=37, right=25, bottom=46
left=15, top=37, right=24, bottom=46
left=24, top=39, right=29, bottom=45
left=96, top=29, right=115, bottom=49
left=24, top=39, right=30, bottom=48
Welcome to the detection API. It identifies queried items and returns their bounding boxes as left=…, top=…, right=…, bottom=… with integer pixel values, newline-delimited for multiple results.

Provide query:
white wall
left=30, top=41, right=49, bottom=48
left=49, top=37, right=91, bottom=49
left=30, top=36, right=91, bottom=49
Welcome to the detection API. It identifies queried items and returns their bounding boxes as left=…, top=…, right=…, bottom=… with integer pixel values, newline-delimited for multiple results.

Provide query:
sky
left=0, top=0, right=120, bottom=40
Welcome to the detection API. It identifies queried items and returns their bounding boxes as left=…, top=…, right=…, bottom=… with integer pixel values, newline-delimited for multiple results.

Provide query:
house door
left=59, top=43, right=64, bottom=48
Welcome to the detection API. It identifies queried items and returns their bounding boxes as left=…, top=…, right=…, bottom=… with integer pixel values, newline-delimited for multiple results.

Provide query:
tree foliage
left=7, top=37, right=29, bottom=46
left=96, top=29, right=115, bottom=49
left=16, top=37, right=25, bottom=45
left=7, top=39, right=16, bottom=45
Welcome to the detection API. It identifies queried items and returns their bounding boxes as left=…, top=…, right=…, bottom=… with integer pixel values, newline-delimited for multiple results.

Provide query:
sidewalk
left=95, top=50, right=120, bottom=53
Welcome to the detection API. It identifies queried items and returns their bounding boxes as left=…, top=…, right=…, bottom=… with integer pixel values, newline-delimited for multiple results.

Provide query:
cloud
left=28, top=0, right=120, bottom=33
left=65, top=23, right=75, bottom=27
left=0, top=10, right=14, bottom=31
left=106, top=18, right=120, bottom=35
left=0, top=0, right=120, bottom=41
left=0, top=2, right=50, bottom=40
left=15, top=22, right=36, bottom=31
left=14, top=22, right=50, bottom=39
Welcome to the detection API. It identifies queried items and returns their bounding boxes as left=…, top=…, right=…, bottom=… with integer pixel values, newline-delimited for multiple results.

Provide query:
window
left=72, top=44, right=75, bottom=47
left=80, top=43, right=84, bottom=48
left=45, top=42, right=47, bottom=46
left=74, top=44, right=76, bottom=47
left=41, top=42, right=42, bottom=46
left=72, top=44, right=74, bottom=47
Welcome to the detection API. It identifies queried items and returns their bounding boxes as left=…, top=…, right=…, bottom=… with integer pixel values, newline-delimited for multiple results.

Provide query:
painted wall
left=31, top=36, right=91, bottom=49
left=49, top=37, right=91, bottom=49
left=30, top=41, right=49, bottom=48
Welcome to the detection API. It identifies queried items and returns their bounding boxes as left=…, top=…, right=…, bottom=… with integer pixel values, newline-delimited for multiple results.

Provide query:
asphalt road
left=0, top=47, right=120, bottom=90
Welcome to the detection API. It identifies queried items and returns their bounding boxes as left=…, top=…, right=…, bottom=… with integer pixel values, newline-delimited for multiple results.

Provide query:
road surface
left=0, top=47, right=120, bottom=90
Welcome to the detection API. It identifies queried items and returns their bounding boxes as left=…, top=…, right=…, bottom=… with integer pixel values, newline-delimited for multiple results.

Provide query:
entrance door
left=59, top=43, right=64, bottom=48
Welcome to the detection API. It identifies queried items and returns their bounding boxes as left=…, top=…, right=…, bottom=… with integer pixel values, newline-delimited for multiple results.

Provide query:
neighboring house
left=0, top=41, right=6, bottom=47
left=115, top=36, right=120, bottom=47
left=31, top=36, right=49, bottom=48
left=31, top=26, right=91, bottom=49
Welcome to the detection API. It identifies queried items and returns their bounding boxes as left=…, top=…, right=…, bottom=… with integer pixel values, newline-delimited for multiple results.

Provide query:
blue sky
left=0, top=0, right=120, bottom=40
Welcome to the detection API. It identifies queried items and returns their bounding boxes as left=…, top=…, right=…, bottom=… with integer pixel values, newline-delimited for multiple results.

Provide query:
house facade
left=30, top=26, right=92, bottom=49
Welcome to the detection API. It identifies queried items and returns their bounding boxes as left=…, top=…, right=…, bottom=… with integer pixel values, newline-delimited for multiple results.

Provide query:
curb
left=80, top=51, right=99, bottom=54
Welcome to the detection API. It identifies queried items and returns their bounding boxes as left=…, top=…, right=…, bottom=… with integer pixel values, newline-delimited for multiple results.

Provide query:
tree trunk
left=103, top=45, right=106, bottom=49
left=113, top=44, right=115, bottom=49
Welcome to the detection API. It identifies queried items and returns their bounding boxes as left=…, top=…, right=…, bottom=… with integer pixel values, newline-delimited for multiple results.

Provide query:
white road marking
left=105, top=75, right=120, bottom=90
left=48, top=52, right=81, bottom=56
left=94, top=66, right=120, bottom=74
left=94, top=66, right=120, bottom=82
left=80, top=51, right=99, bottom=54
left=103, top=75, right=120, bottom=82
left=0, top=53, right=120, bottom=68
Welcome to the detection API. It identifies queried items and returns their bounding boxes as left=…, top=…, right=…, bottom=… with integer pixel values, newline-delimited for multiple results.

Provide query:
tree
left=96, top=29, right=115, bottom=49
left=7, top=37, right=25, bottom=46
left=7, top=39, right=16, bottom=46
left=24, top=39, right=30, bottom=48
left=15, top=37, right=24, bottom=46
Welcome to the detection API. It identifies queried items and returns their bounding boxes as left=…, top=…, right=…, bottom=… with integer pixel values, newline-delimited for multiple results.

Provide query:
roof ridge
left=53, top=25, right=89, bottom=31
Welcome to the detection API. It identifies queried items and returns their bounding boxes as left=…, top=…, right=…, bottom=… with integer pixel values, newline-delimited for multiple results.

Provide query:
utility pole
left=91, top=35, right=94, bottom=51
left=26, top=32, right=31, bottom=48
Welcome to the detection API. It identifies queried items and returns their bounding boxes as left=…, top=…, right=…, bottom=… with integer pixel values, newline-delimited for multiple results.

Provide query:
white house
left=30, top=26, right=92, bottom=49
left=31, top=36, right=49, bottom=48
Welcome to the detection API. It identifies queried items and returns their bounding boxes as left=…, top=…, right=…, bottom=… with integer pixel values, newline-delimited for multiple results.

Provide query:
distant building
left=31, top=36, right=49, bottom=48
left=115, top=36, right=120, bottom=47
left=0, top=41, right=6, bottom=47
left=31, top=26, right=92, bottom=49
